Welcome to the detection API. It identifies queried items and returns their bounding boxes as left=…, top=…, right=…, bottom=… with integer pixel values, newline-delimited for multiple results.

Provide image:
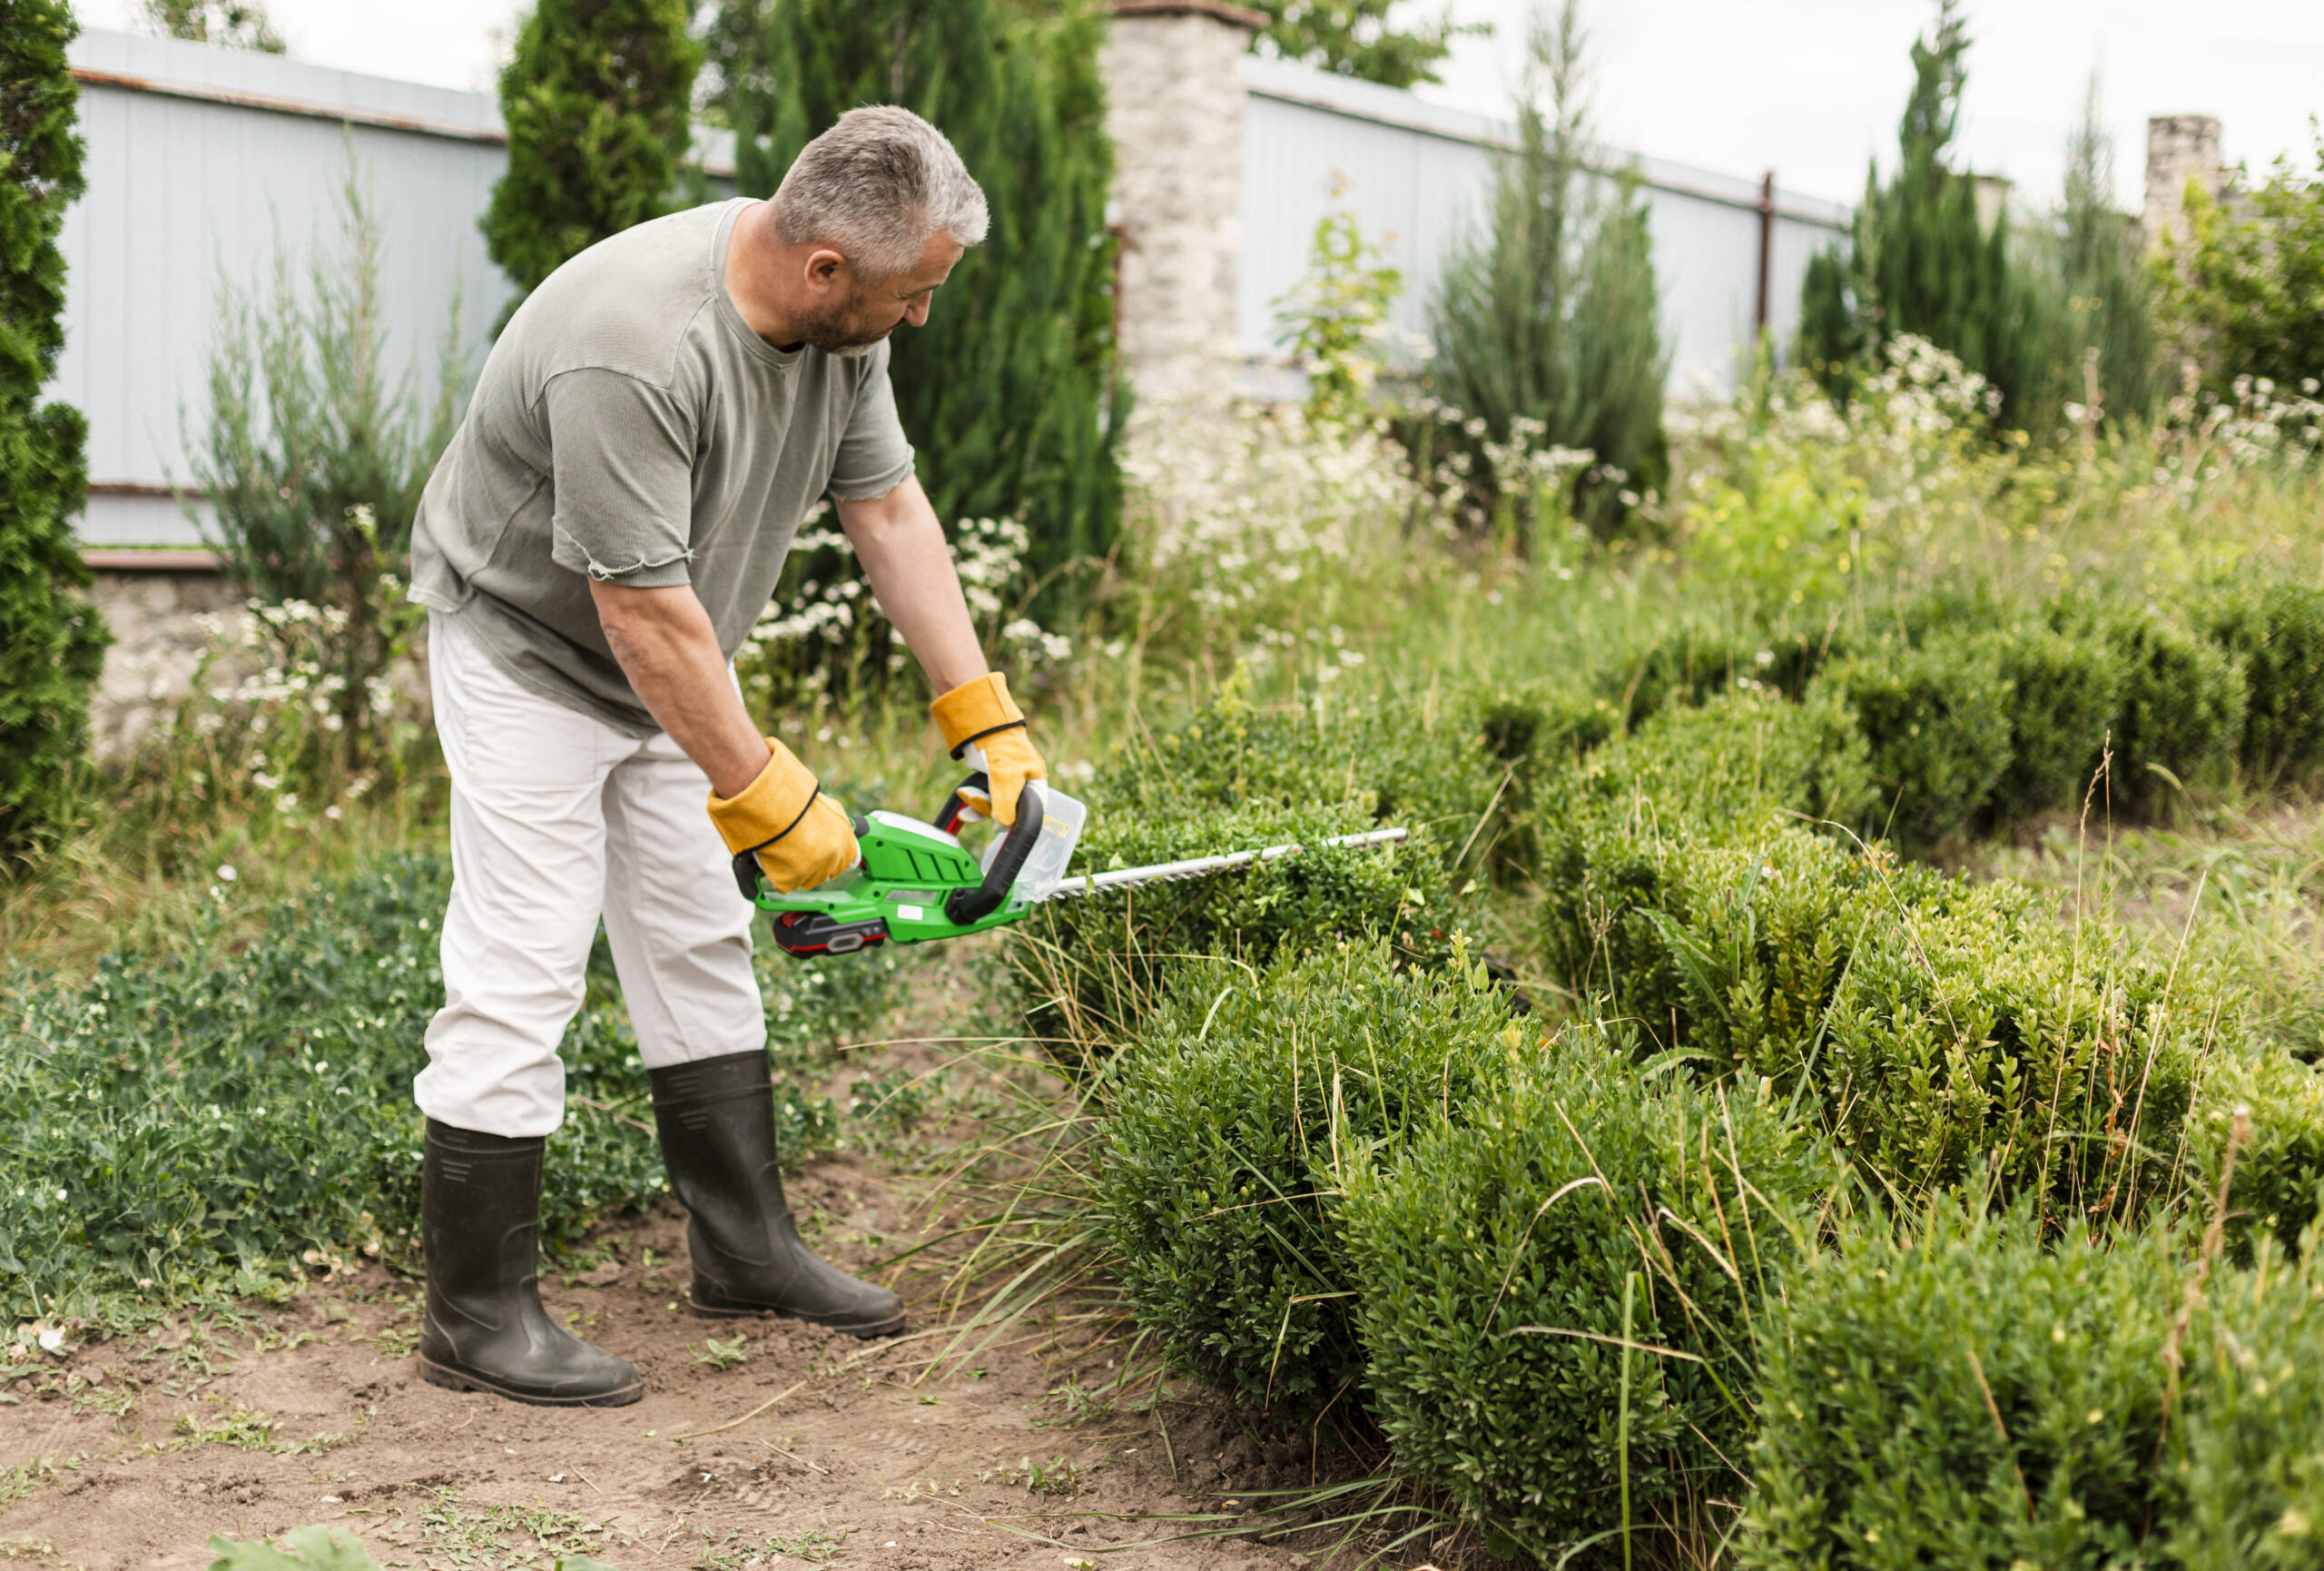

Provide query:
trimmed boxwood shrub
left=1016, top=800, right=1463, bottom=1052
left=2069, top=600, right=2248, bottom=815
left=1545, top=808, right=2212, bottom=1210
left=1814, top=629, right=2015, bottom=854
left=2198, top=575, right=2324, bottom=793
left=1987, top=624, right=2122, bottom=825
left=1740, top=1203, right=2183, bottom=1569
left=2187, top=1042, right=2324, bottom=1256
left=1343, top=1039, right=1824, bottom=1559
left=2171, top=1243, right=2324, bottom=1569
left=1099, top=943, right=1518, bottom=1418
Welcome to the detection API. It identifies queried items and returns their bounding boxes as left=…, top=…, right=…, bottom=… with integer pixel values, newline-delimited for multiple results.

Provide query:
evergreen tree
left=1425, top=0, right=1668, bottom=542
left=1798, top=0, right=2033, bottom=418
left=2018, top=74, right=2159, bottom=435
left=717, top=0, right=1120, bottom=584
left=0, top=0, right=107, bottom=856
left=481, top=0, right=702, bottom=328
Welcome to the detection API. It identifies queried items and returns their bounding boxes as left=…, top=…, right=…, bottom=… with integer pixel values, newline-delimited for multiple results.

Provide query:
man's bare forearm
left=589, top=580, right=769, bottom=798
left=835, top=475, right=988, bottom=695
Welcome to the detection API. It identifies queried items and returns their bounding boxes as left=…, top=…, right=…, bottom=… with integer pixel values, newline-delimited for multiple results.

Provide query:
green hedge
left=1816, top=630, right=2015, bottom=852
left=1098, top=943, right=1517, bottom=1418
left=2198, top=576, right=2324, bottom=793
left=1534, top=691, right=2228, bottom=1210
left=0, top=854, right=880, bottom=1329
left=1344, top=1049, right=1823, bottom=1559
left=2171, top=1241, right=2324, bottom=1568
left=1741, top=1203, right=2183, bottom=1568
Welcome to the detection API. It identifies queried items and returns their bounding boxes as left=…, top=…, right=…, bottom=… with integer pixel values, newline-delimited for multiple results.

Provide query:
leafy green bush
left=2198, top=576, right=2324, bottom=792
left=1815, top=630, right=2015, bottom=853
left=1546, top=796, right=2212, bottom=1210
left=0, top=855, right=876, bottom=1329
left=2171, top=1240, right=2324, bottom=1570
left=2187, top=1044, right=2324, bottom=1256
left=1017, top=683, right=1492, bottom=1047
left=1099, top=944, right=1518, bottom=1418
left=2070, top=600, right=2248, bottom=814
left=1344, top=1038, right=1823, bottom=1559
left=1741, top=1202, right=2182, bottom=1568
left=1985, top=623, right=2121, bottom=824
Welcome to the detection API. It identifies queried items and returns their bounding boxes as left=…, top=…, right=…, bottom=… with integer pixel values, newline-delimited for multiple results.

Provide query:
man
left=404, top=106, right=1045, bottom=1407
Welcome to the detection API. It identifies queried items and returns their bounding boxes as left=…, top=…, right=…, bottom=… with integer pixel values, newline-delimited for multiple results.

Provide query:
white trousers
left=414, top=612, right=764, bottom=1138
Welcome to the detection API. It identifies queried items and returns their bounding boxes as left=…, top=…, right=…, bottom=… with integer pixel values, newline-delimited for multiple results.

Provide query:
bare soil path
left=0, top=1157, right=1320, bottom=1571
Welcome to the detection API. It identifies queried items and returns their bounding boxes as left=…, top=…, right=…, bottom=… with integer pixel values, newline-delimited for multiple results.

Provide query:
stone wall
left=2144, top=114, right=2225, bottom=253
left=1099, top=0, right=1263, bottom=416
left=84, top=568, right=235, bottom=760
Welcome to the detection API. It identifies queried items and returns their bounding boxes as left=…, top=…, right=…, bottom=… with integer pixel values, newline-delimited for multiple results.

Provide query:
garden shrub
left=2171, top=1241, right=2324, bottom=1570
left=1607, top=616, right=1851, bottom=726
left=1099, top=943, right=1518, bottom=1418
left=1343, top=1036, right=1824, bottom=1559
left=1814, top=629, right=2015, bottom=853
left=0, top=854, right=877, bottom=1329
left=1741, top=1202, right=2183, bottom=1569
left=1546, top=804, right=2212, bottom=1210
left=2066, top=599, right=2248, bottom=814
left=1984, top=623, right=2121, bottom=825
left=2197, top=575, right=2324, bottom=792
left=2187, top=1042, right=2324, bottom=1256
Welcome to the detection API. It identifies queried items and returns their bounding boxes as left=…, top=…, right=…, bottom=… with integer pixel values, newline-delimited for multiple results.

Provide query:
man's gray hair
left=773, top=105, right=989, bottom=281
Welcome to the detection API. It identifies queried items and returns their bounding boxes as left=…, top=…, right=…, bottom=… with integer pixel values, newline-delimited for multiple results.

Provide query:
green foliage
left=1425, top=1, right=1669, bottom=542
left=1741, top=1202, right=2182, bottom=1569
left=2171, top=1240, right=2324, bottom=1569
left=192, top=163, right=462, bottom=779
left=1273, top=190, right=1403, bottom=430
left=208, top=1527, right=381, bottom=1571
left=0, top=854, right=881, bottom=1329
left=2197, top=575, right=2324, bottom=792
left=481, top=0, right=702, bottom=321
left=2067, top=598, right=2249, bottom=814
left=1242, top=0, right=1481, bottom=90
left=1344, top=1038, right=1822, bottom=1558
left=0, top=0, right=106, bottom=859
left=1816, top=629, right=2015, bottom=853
left=1537, top=697, right=2216, bottom=1211
left=1797, top=1, right=2034, bottom=420
left=1100, top=943, right=1518, bottom=1417
left=719, top=0, right=1120, bottom=585
left=1984, top=623, right=2121, bottom=823
left=2159, top=126, right=2324, bottom=397
left=139, top=0, right=283, bottom=51
left=2025, top=75, right=2161, bottom=431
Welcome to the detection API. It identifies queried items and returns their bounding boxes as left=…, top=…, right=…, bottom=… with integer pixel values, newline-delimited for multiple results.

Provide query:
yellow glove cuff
left=705, top=738, right=821, bottom=856
left=930, top=671, right=1026, bottom=759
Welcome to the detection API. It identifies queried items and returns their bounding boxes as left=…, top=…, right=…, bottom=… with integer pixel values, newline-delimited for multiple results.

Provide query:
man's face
left=798, top=229, right=967, bottom=358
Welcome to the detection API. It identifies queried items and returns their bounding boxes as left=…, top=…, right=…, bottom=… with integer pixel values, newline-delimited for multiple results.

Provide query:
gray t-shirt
left=409, top=199, right=915, bottom=736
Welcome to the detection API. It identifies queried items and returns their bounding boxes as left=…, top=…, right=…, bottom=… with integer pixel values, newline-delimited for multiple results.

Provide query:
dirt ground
left=0, top=1153, right=1374, bottom=1571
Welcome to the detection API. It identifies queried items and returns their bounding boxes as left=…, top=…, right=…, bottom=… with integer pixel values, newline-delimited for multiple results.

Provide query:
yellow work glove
left=706, top=739, right=860, bottom=895
left=930, top=672, right=1048, bottom=827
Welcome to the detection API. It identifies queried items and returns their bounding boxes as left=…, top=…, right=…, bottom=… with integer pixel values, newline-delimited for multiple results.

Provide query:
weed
left=688, top=1336, right=750, bottom=1371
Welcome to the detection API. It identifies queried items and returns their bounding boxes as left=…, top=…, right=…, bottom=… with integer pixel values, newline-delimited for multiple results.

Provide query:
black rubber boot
left=417, top=1120, right=644, bottom=1407
left=650, top=1051, right=906, bottom=1337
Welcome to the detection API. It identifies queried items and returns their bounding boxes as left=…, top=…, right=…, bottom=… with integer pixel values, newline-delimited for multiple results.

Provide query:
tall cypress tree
left=717, top=0, right=1120, bottom=585
left=481, top=0, right=702, bottom=328
left=0, top=0, right=107, bottom=857
left=1799, top=0, right=2033, bottom=417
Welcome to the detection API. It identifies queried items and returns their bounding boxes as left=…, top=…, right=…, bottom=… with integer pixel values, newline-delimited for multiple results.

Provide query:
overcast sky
left=73, top=0, right=2324, bottom=212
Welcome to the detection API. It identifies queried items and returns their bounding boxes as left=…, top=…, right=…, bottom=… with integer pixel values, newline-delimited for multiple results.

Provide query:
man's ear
left=804, top=247, right=848, bottom=295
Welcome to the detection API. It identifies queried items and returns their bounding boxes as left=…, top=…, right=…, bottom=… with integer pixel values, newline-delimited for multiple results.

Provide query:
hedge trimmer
left=734, top=775, right=1408, bottom=959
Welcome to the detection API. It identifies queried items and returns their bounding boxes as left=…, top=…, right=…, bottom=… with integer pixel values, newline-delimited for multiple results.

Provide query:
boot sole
left=419, top=1354, right=645, bottom=1408
left=688, top=1294, right=906, bottom=1339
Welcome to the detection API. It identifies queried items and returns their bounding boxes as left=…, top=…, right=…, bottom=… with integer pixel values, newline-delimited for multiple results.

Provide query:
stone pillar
left=85, top=567, right=236, bottom=759
left=1098, top=0, right=1265, bottom=414
left=2144, top=114, right=2223, bottom=252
